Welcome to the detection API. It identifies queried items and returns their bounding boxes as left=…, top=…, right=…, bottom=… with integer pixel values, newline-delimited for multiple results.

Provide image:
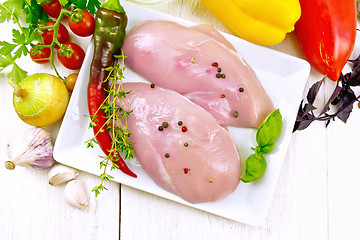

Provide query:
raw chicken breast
left=122, top=20, right=274, bottom=128
left=118, top=82, right=241, bottom=204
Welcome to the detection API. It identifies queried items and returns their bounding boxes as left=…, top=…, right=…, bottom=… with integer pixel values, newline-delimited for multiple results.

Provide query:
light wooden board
left=1, top=0, right=360, bottom=239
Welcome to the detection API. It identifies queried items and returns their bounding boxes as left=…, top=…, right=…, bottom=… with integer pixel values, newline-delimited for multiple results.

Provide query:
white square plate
left=53, top=1, right=310, bottom=226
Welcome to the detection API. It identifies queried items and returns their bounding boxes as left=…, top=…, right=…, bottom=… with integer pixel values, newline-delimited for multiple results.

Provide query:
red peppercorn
left=184, top=168, right=190, bottom=174
left=182, top=126, right=188, bottom=132
left=221, top=94, right=225, bottom=98
left=211, top=62, right=219, bottom=67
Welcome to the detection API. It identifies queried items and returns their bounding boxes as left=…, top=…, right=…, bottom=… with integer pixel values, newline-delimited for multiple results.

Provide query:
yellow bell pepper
left=201, top=0, right=301, bottom=45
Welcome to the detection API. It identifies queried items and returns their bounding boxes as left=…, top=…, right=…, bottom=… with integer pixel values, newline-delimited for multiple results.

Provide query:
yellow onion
left=13, top=73, right=70, bottom=127
left=12, top=73, right=70, bottom=127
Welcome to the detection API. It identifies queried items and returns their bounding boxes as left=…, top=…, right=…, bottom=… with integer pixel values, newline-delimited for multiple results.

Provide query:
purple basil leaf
left=307, top=79, right=324, bottom=104
left=344, top=67, right=360, bottom=86
left=303, top=103, right=316, bottom=114
left=337, top=104, right=353, bottom=123
left=320, top=83, right=343, bottom=115
left=293, top=118, right=314, bottom=131
left=335, top=87, right=356, bottom=123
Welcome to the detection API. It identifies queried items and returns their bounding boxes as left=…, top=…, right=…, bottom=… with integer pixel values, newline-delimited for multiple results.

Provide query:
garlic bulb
left=5, top=127, right=55, bottom=170
left=48, top=164, right=79, bottom=186
left=64, top=180, right=89, bottom=209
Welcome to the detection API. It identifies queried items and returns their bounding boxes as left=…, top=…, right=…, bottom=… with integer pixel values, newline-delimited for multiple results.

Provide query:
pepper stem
left=101, top=0, right=125, bottom=13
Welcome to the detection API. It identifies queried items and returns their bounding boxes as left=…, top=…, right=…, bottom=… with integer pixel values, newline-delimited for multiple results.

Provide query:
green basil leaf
left=256, top=109, right=283, bottom=153
left=242, top=147, right=266, bottom=183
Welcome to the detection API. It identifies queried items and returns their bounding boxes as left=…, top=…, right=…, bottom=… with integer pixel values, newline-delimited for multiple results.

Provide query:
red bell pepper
left=295, top=0, right=357, bottom=81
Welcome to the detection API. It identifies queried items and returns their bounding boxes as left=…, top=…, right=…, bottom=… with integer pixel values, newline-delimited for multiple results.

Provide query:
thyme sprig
left=85, top=53, right=135, bottom=197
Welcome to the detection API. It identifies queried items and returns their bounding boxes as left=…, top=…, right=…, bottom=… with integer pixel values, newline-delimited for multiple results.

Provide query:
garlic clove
left=5, top=127, right=55, bottom=170
left=64, top=180, right=89, bottom=209
left=48, top=164, right=79, bottom=186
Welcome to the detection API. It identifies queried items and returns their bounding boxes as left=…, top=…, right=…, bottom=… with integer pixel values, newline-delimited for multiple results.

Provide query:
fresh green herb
left=242, top=109, right=283, bottom=183
left=86, top=53, right=135, bottom=197
left=0, top=0, right=100, bottom=84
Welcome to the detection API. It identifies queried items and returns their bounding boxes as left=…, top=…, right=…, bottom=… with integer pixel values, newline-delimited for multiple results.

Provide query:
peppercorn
left=233, top=111, right=239, bottom=118
left=150, top=83, right=155, bottom=88
left=221, top=74, right=226, bottom=79
left=184, top=142, right=189, bottom=147
left=217, top=67, right=222, bottom=72
left=216, top=73, right=222, bottom=78
left=165, top=153, right=170, bottom=158
left=182, top=126, right=188, bottom=132
left=162, top=121, right=169, bottom=128
left=239, top=87, right=244, bottom=92
left=211, top=62, right=218, bottom=67
left=158, top=126, right=164, bottom=131
left=178, top=121, right=183, bottom=126
left=221, top=94, right=225, bottom=98
left=208, top=178, right=213, bottom=183
left=184, top=168, right=190, bottom=174
left=191, top=57, right=196, bottom=63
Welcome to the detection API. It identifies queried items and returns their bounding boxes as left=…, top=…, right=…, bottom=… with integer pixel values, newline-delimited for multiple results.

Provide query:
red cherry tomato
left=42, top=0, right=62, bottom=18
left=57, top=42, right=85, bottom=70
left=42, top=21, right=69, bottom=48
left=29, top=45, right=51, bottom=64
left=68, top=10, right=95, bottom=37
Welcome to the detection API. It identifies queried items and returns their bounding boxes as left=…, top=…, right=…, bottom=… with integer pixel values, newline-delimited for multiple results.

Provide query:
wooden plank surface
left=1, top=0, right=360, bottom=239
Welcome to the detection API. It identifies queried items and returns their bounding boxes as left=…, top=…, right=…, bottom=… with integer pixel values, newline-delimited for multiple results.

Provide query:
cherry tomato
left=57, top=42, right=85, bottom=70
left=68, top=10, right=95, bottom=37
left=29, top=45, right=51, bottom=64
left=42, top=0, right=62, bottom=18
left=64, top=73, right=78, bottom=92
left=42, top=21, right=70, bottom=48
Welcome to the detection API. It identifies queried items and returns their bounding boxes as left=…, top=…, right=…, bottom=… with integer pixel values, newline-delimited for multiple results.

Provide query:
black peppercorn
left=233, top=111, right=239, bottom=118
left=162, top=121, right=169, bottom=128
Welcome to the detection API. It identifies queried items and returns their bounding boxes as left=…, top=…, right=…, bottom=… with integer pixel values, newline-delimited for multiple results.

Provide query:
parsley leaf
left=12, top=29, right=26, bottom=45
left=58, top=0, right=69, bottom=6
left=0, top=55, right=13, bottom=71
left=7, top=62, right=27, bottom=85
left=0, top=41, right=17, bottom=56
left=13, top=45, right=28, bottom=59
left=24, top=0, right=49, bottom=25
left=71, top=0, right=87, bottom=9
left=71, top=0, right=101, bottom=15
left=86, top=0, right=101, bottom=15
left=0, top=0, right=25, bottom=24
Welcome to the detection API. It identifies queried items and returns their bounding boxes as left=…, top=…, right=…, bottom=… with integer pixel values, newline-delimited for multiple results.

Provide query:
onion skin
left=12, top=73, right=70, bottom=127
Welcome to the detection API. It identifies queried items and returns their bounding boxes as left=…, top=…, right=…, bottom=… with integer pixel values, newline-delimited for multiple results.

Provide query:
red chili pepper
left=295, top=0, right=357, bottom=81
left=88, top=0, right=136, bottom=178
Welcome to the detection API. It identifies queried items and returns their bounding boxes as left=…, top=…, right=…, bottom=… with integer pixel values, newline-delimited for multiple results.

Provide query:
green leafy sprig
left=0, top=0, right=48, bottom=84
left=0, top=0, right=101, bottom=84
left=242, top=109, right=283, bottom=183
left=85, top=53, right=135, bottom=197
